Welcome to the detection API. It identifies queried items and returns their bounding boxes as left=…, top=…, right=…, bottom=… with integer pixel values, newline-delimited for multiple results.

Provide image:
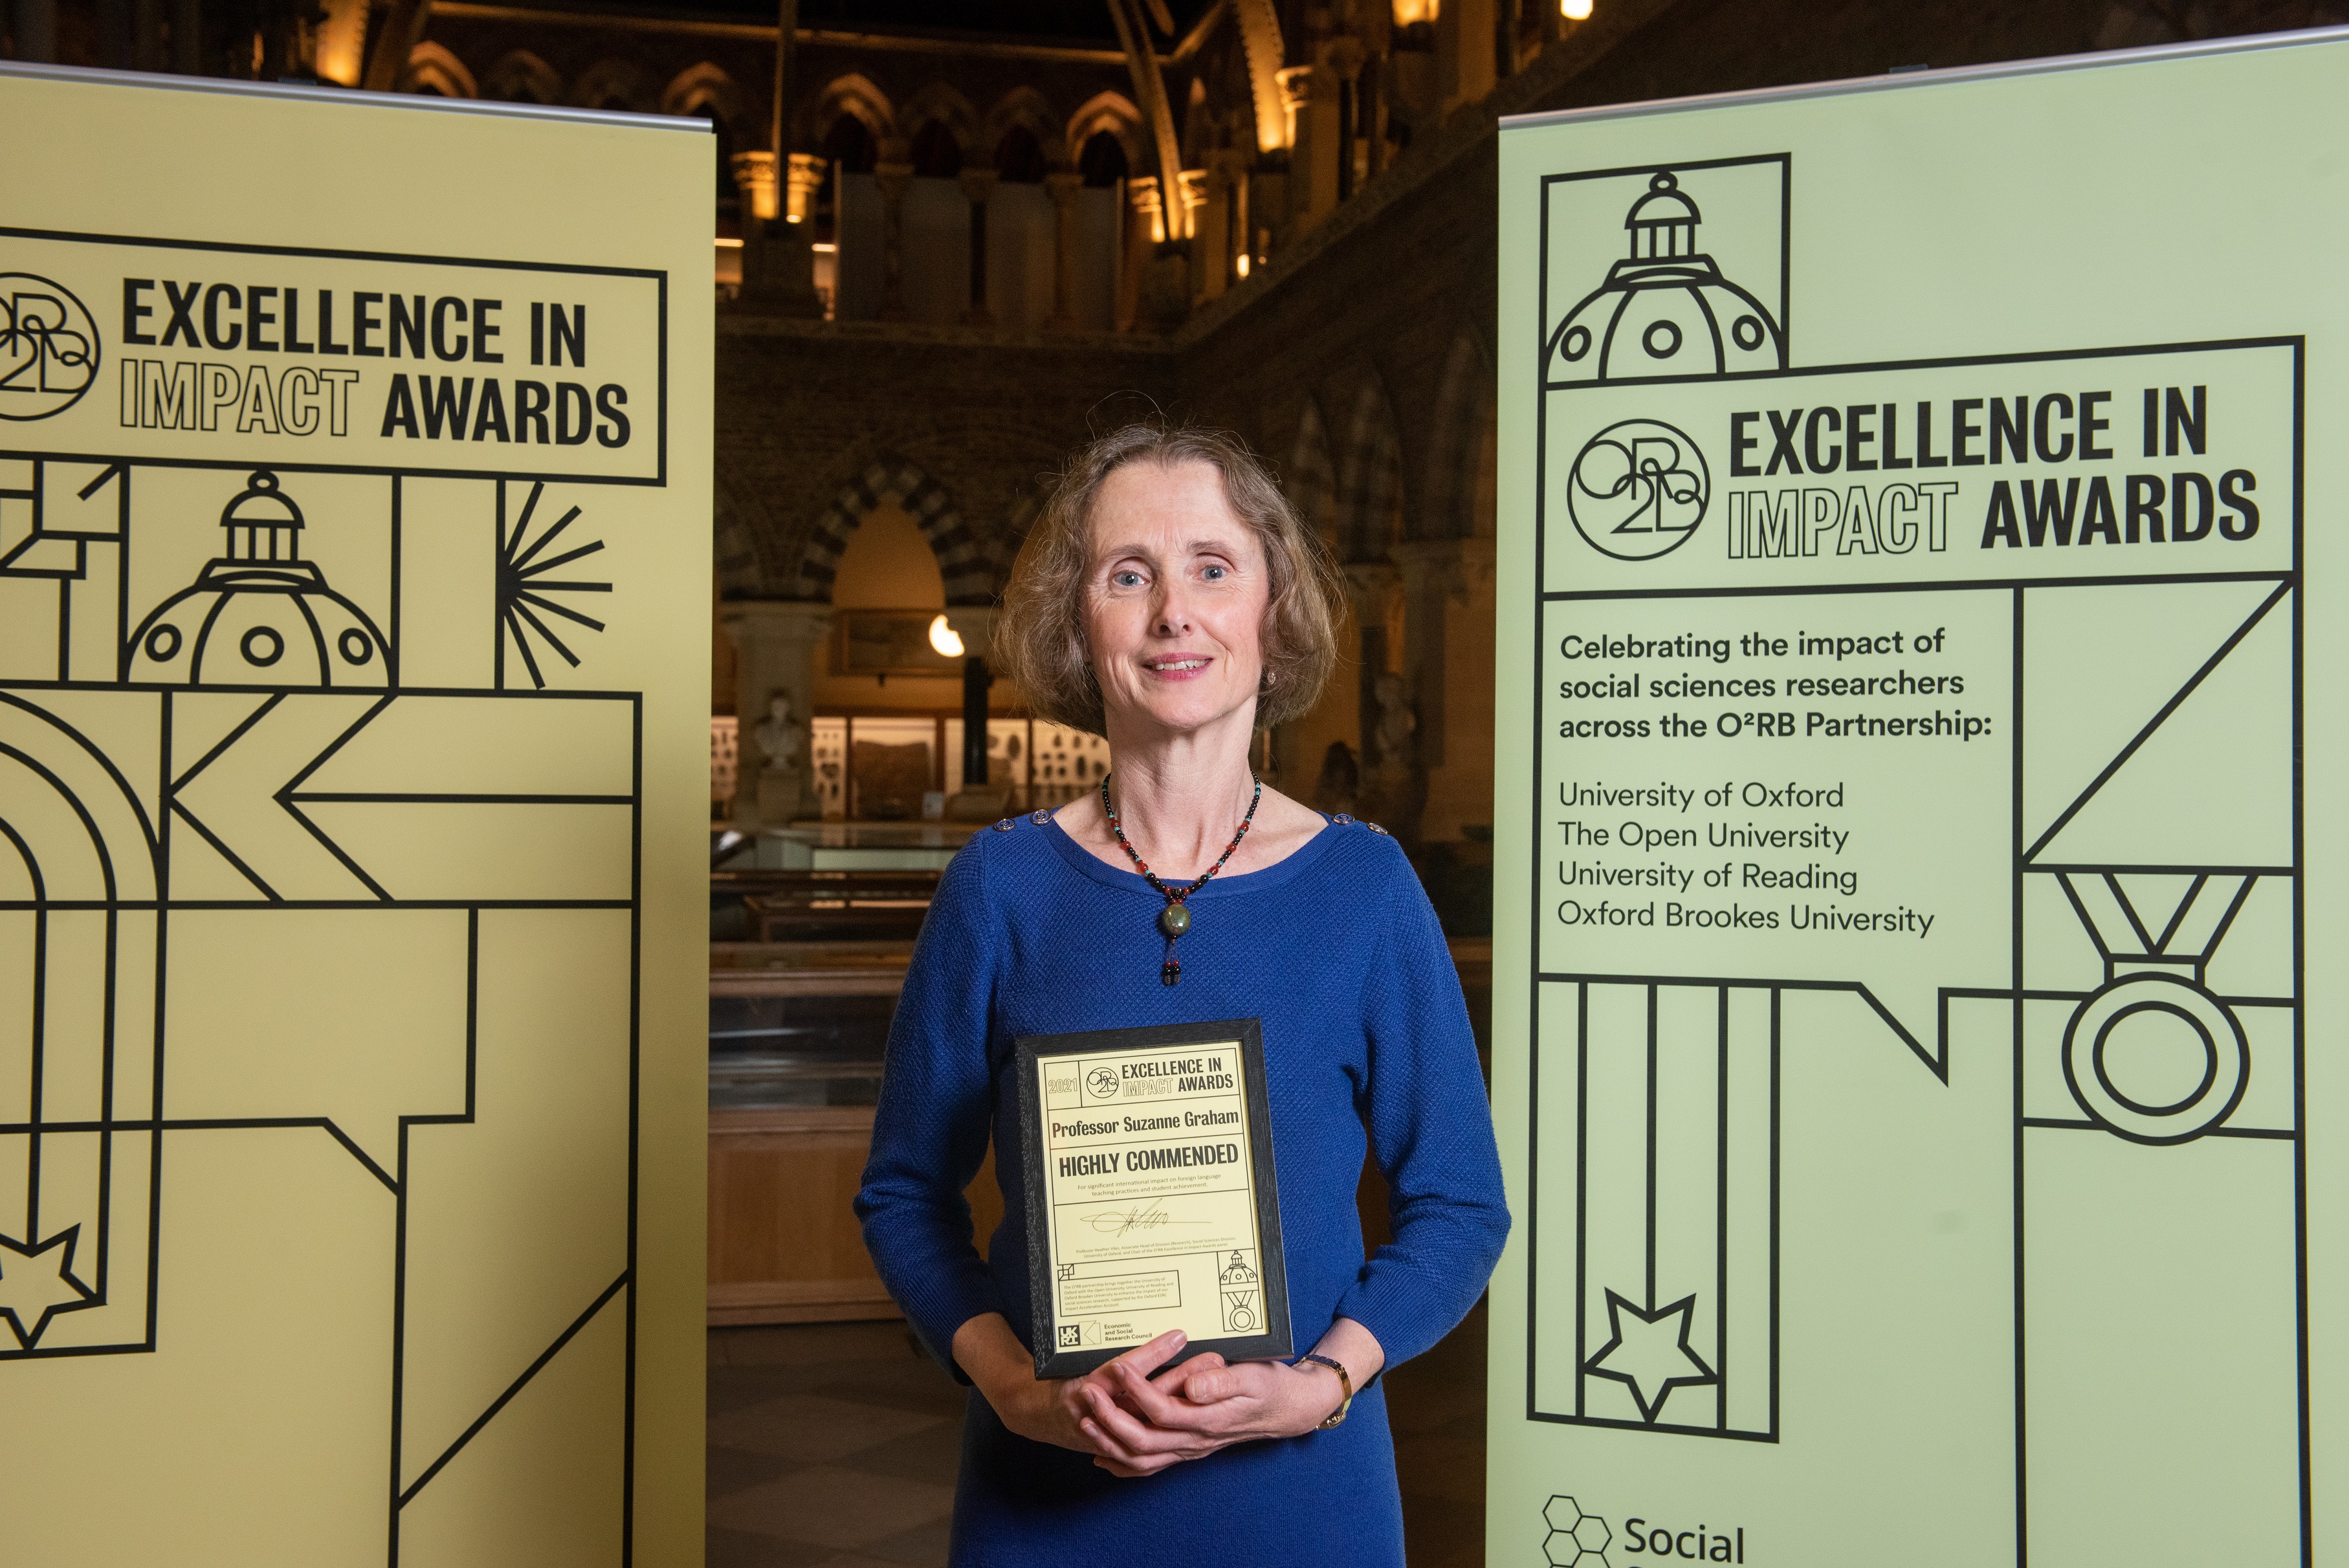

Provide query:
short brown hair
left=995, top=424, right=1344, bottom=735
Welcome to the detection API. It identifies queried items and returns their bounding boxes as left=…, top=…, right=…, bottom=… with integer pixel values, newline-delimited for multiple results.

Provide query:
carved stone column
left=1129, top=173, right=1166, bottom=244
left=1435, top=0, right=1497, bottom=111
left=721, top=601, right=833, bottom=833
left=958, top=167, right=998, bottom=326
left=1323, top=37, right=1367, bottom=203
left=1387, top=539, right=1497, bottom=843
left=729, top=152, right=822, bottom=319
left=1341, top=560, right=1425, bottom=837
left=941, top=607, right=1007, bottom=817
left=1194, top=162, right=1231, bottom=302
left=874, top=138, right=913, bottom=322
left=1279, top=64, right=1339, bottom=226
left=785, top=152, right=828, bottom=224
left=731, top=151, right=780, bottom=222
left=1044, top=169, right=1081, bottom=331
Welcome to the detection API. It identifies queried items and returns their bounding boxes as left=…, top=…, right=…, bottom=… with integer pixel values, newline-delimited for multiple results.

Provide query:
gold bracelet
left=1294, top=1351, right=1354, bottom=1429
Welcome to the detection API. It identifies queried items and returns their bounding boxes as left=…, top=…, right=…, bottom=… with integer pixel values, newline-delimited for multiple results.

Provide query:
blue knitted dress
left=854, top=810, right=1510, bottom=1568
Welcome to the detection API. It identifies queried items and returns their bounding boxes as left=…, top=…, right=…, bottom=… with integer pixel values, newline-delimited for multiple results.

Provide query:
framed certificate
left=1014, top=1018, right=1290, bottom=1378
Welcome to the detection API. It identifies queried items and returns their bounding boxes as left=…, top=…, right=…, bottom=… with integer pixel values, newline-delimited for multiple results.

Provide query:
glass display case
left=707, top=943, right=909, bottom=1109
left=709, top=991, right=891, bottom=1109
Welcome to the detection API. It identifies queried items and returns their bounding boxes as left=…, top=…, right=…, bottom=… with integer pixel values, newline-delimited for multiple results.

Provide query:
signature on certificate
left=1085, top=1198, right=1206, bottom=1237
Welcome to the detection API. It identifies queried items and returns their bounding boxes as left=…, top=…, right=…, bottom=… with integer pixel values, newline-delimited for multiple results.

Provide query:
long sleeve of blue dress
left=854, top=812, right=1508, bottom=1567
left=850, top=841, right=1009, bottom=1372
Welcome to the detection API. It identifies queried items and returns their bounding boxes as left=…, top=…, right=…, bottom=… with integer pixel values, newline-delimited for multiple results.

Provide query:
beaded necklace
left=1101, top=771, right=1262, bottom=986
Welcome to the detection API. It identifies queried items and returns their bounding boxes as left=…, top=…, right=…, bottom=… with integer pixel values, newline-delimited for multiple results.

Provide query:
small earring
left=1259, top=669, right=1275, bottom=692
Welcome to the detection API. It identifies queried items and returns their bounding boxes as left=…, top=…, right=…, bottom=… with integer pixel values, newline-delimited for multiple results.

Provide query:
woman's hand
left=1076, top=1318, right=1386, bottom=1477
left=952, top=1314, right=1192, bottom=1458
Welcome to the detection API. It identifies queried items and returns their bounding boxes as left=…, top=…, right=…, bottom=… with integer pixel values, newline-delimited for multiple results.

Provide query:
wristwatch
left=1293, top=1352, right=1354, bottom=1428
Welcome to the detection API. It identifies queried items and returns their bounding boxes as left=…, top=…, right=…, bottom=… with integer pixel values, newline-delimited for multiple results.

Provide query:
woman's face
left=1082, top=459, right=1270, bottom=741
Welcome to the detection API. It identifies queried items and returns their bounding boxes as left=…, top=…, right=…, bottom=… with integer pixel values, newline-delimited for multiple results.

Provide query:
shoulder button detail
left=1330, top=813, right=1355, bottom=825
left=1366, top=821, right=1389, bottom=835
left=993, top=818, right=1015, bottom=832
left=1029, top=809, right=1052, bottom=826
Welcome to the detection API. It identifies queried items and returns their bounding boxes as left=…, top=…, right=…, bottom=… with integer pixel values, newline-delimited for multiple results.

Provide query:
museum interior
left=6, top=0, right=2333, bottom=1561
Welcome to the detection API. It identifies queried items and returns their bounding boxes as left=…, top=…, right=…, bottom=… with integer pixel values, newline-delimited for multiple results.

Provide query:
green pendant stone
left=1158, top=903, right=1192, bottom=938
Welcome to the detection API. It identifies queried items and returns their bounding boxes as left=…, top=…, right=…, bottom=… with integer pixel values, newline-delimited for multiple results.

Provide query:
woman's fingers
left=1082, top=1380, right=1192, bottom=1454
left=1110, top=1357, right=1233, bottom=1431
left=1112, top=1329, right=1188, bottom=1378
left=1149, top=1351, right=1227, bottom=1401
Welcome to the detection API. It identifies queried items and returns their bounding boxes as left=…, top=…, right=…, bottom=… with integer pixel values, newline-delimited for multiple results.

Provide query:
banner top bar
left=0, top=57, right=709, bottom=131
left=1500, top=19, right=2349, bottom=132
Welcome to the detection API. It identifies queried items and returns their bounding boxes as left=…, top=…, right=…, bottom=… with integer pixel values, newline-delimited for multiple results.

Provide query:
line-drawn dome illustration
left=127, top=470, right=390, bottom=688
left=1546, top=171, right=1786, bottom=383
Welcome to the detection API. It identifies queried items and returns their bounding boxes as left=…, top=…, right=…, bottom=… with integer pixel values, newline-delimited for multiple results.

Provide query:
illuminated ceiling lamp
left=1562, top=0, right=1593, bottom=17
left=928, top=613, right=966, bottom=657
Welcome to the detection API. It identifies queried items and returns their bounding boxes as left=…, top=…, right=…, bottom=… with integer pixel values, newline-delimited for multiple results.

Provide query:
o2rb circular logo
left=0, top=274, right=102, bottom=421
left=1567, top=418, right=1710, bottom=561
left=1084, top=1065, right=1121, bottom=1100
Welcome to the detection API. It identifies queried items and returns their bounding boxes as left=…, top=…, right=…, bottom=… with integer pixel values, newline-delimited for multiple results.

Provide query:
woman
left=854, top=425, right=1508, bottom=1567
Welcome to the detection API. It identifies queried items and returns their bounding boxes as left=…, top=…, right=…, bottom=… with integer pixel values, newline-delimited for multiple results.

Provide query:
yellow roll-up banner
left=0, top=65, right=710, bottom=1563
left=1492, top=29, right=2346, bottom=1568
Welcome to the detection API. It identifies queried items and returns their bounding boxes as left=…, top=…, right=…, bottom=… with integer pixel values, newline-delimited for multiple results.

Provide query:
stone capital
left=1276, top=63, right=1317, bottom=110
left=1341, top=560, right=1402, bottom=616
left=1175, top=168, right=1209, bottom=217
left=730, top=151, right=780, bottom=223
left=784, top=152, right=828, bottom=223
left=958, top=168, right=1000, bottom=204
left=1388, top=538, right=1495, bottom=601
left=1044, top=169, right=1083, bottom=205
left=722, top=599, right=835, bottom=652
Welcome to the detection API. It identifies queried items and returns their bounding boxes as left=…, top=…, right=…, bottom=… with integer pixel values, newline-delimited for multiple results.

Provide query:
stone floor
left=706, top=1304, right=1488, bottom=1567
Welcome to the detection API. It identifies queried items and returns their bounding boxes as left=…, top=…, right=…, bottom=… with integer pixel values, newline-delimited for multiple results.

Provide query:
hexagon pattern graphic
left=1543, top=1495, right=1613, bottom=1567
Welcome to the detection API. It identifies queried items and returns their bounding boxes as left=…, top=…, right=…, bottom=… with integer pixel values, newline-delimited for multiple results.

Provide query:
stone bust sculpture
left=753, top=692, right=804, bottom=773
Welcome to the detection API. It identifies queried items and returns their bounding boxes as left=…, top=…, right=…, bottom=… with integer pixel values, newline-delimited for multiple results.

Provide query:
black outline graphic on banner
left=0, top=225, right=668, bottom=1563
left=0, top=225, right=669, bottom=489
left=1528, top=176, right=2309, bottom=1565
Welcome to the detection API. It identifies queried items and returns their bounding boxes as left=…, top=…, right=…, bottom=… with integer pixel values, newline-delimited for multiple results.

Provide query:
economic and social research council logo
left=1541, top=155, right=1789, bottom=564
left=0, top=274, right=101, bottom=421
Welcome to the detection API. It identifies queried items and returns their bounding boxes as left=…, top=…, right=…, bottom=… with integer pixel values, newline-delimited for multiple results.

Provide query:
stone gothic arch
left=481, top=49, right=561, bottom=105
left=898, top=81, right=981, bottom=159
left=785, top=458, right=995, bottom=604
left=1422, top=327, right=1495, bottom=541
left=1285, top=397, right=1338, bottom=548
left=662, top=62, right=750, bottom=131
left=1335, top=377, right=1404, bottom=562
left=986, top=86, right=1064, bottom=169
left=1065, top=90, right=1144, bottom=172
left=797, top=72, right=895, bottom=149
left=714, top=466, right=784, bottom=597
left=401, top=41, right=476, bottom=98
left=571, top=58, right=652, bottom=113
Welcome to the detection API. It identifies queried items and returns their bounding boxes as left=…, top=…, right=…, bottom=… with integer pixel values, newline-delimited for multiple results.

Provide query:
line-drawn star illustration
left=1583, top=1289, right=1717, bottom=1422
left=0, top=1227, right=98, bottom=1348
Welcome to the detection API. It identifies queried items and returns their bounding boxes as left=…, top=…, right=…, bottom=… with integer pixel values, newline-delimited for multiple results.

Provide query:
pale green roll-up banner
left=1490, top=28, right=2346, bottom=1568
left=0, top=64, right=711, bottom=1563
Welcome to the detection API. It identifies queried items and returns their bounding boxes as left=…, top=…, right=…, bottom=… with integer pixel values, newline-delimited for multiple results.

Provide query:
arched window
left=994, top=124, right=1048, bottom=183
left=1079, top=129, right=1128, bottom=188
left=909, top=120, right=962, bottom=178
left=825, top=113, right=876, bottom=173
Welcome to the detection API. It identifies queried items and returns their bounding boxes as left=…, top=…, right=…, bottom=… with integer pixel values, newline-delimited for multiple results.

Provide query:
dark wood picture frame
left=1013, top=1017, right=1290, bottom=1378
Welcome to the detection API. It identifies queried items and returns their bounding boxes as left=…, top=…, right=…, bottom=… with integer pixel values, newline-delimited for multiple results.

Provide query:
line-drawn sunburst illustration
left=495, top=480, right=610, bottom=689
